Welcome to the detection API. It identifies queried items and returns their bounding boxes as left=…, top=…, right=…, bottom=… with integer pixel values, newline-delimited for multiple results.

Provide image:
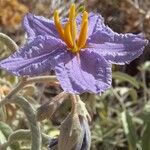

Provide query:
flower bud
left=58, top=112, right=81, bottom=150
left=53, top=114, right=91, bottom=150
left=48, top=95, right=91, bottom=150
left=73, top=116, right=91, bottom=150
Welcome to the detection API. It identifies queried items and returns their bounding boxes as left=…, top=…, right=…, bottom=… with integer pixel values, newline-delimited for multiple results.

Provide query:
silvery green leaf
left=0, top=121, right=20, bottom=150
left=76, top=96, right=91, bottom=121
left=36, top=101, right=57, bottom=121
left=121, top=111, right=140, bottom=150
left=113, top=72, right=140, bottom=88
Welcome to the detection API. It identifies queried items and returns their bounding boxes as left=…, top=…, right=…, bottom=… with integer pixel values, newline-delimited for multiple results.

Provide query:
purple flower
left=0, top=4, right=148, bottom=94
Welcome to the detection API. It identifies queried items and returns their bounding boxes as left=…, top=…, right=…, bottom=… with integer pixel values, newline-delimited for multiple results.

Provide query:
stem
left=1, top=130, right=50, bottom=149
left=0, top=76, right=57, bottom=107
left=141, top=70, right=147, bottom=102
left=11, top=96, right=42, bottom=150
left=0, top=33, right=18, bottom=52
left=26, top=76, right=57, bottom=84
left=0, top=77, right=26, bottom=107
left=111, top=89, right=126, bottom=111
left=70, top=94, right=77, bottom=115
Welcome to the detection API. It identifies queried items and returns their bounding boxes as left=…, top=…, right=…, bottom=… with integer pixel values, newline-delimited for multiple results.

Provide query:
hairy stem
left=70, top=94, right=78, bottom=115
left=11, top=96, right=41, bottom=150
left=1, top=129, right=50, bottom=149
left=0, top=76, right=57, bottom=107
left=0, top=33, right=18, bottom=52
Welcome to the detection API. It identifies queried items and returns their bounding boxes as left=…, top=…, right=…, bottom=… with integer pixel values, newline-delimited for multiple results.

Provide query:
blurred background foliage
left=0, top=0, right=150, bottom=150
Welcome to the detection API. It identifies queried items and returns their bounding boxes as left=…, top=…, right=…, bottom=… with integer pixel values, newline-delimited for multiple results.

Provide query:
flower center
left=54, top=4, right=88, bottom=53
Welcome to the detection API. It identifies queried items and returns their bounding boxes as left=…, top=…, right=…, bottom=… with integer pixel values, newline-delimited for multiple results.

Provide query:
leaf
left=22, top=85, right=36, bottom=96
left=76, top=95, right=91, bottom=121
left=112, top=72, right=140, bottom=88
left=8, top=130, right=31, bottom=143
left=127, top=88, right=138, bottom=102
left=141, top=115, right=150, bottom=150
left=139, top=61, right=150, bottom=71
left=121, top=111, right=140, bottom=150
left=0, top=121, right=13, bottom=137
left=7, top=129, right=50, bottom=147
left=114, top=87, right=138, bottom=102
left=36, top=101, right=56, bottom=121
left=36, top=92, right=68, bottom=121
left=0, top=121, right=20, bottom=150
left=0, top=130, right=8, bottom=147
left=12, top=96, right=42, bottom=150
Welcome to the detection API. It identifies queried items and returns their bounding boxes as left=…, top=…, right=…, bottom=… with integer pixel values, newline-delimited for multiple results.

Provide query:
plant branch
left=70, top=94, right=78, bottom=115
left=0, top=76, right=57, bottom=107
left=0, top=33, right=18, bottom=52
left=11, top=96, right=41, bottom=150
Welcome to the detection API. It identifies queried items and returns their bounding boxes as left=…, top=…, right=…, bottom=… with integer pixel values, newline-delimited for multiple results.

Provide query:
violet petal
left=23, top=13, right=59, bottom=39
left=76, top=12, right=110, bottom=38
left=88, top=30, right=148, bottom=64
left=0, top=35, right=66, bottom=76
left=54, top=49, right=112, bottom=94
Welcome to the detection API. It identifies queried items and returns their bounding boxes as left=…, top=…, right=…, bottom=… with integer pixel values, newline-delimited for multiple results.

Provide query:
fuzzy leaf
left=121, top=111, right=140, bottom=150
left=113, top=72, right=140, bottom=88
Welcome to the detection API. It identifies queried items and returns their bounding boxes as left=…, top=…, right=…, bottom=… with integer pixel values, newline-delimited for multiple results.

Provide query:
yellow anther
left=54, top=4, right=89, bottom=53
left=77, top=19, right=88, bottom=49
left=71, top=20, right=77, bottom=44
left=82, top=11, right=88, bottom=24
left=69, top=3, right=77, bottom=44
left=69, top=3, right=76, bottom=21
left=54, top=11, right=64, bottom=39
left=64, top=23, right=74, bottom=48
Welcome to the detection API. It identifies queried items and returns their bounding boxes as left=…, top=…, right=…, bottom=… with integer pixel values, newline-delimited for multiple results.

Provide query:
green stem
left=76, top=95, right=91, bottom=122
left=11, top=96, right=42, bottom=150
left=0, top=76, right=57, bottom=108
left=0, top=33, right=18, bottom=52
left=141, top=70, right=147, bottom=102
left=70, top=94, right=77, bottom=115
left=111, top=89, right=126, bottom=111
left=1, top=129, right=50, bottom=149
